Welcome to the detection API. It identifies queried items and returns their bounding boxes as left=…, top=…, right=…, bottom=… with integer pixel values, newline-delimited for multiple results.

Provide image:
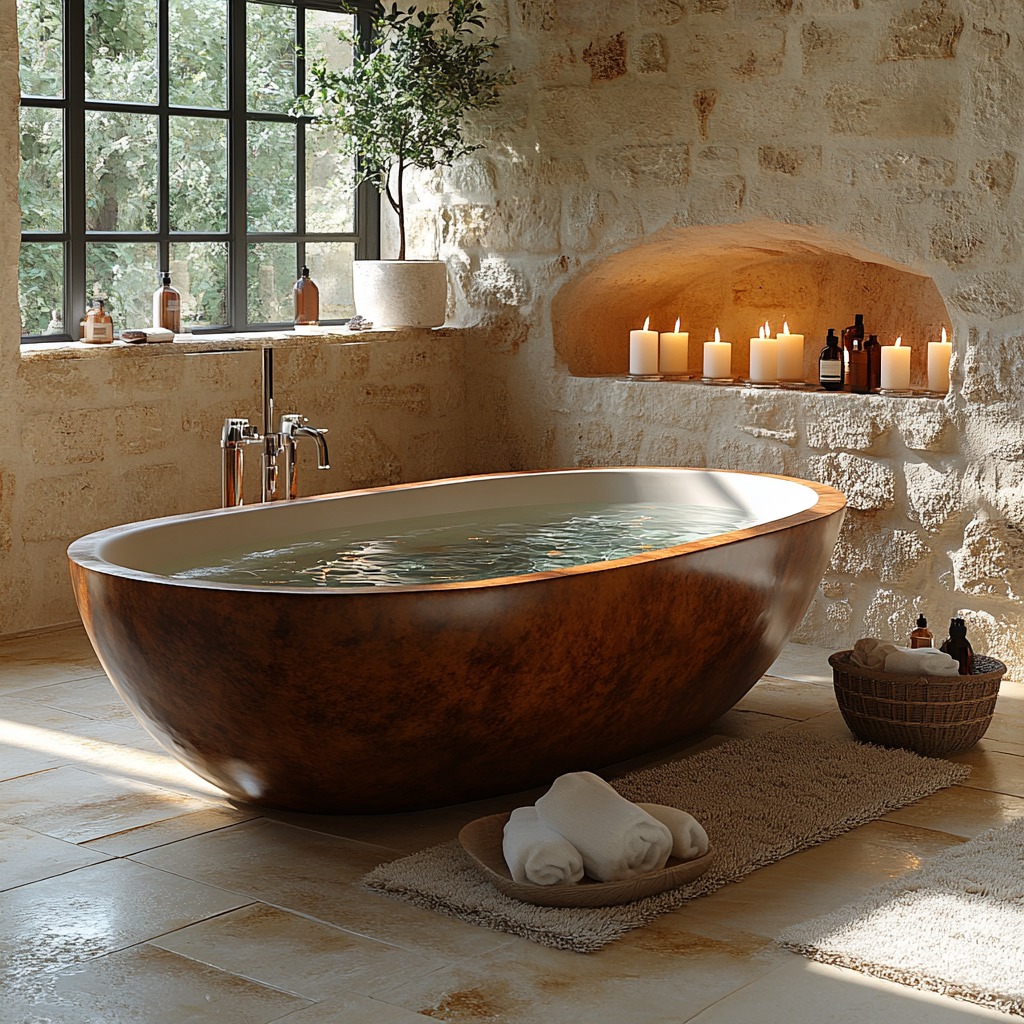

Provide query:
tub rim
left=67, top=466, right=846, bottom=595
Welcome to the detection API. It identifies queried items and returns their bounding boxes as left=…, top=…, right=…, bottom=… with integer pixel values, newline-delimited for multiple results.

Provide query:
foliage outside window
left=17, top=0, right=377, bottom=341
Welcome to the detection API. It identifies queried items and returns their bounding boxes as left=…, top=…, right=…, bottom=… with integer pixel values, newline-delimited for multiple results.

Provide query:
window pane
left=169, top=0, right=227, bottom=109
left=169, top=242, right=228, bottom=328
left=170, top=116, right=227, bottom=232
left=247, top=2, right=295, bottom=114
left=19, top=106, right=63, bottom=232
left=304, top=9, right=353, bottom=74
left=18, top=0, right=63, bottom=98
left=305, top=123, right=354, bottom=233
left=305, top=242, right=354, bottom=321
left=86, top=241, right=160, bottom=331
left=86, top=111, right=158, bottom=231
left=247, top=121, right=295, bottom=232
left=19, top=242, right=64, bottom=335
left=84, top=0, right=157, bottom=103
left=247, top=242, right=295, bottom=323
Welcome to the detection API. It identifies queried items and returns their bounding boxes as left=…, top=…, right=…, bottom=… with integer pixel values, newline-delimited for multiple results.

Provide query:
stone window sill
left=19, top=325, right=458, bottom=361
left=593, top=374, right=947, bottom=399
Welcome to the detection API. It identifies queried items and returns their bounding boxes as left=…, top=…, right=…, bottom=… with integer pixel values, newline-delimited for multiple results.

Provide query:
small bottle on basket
left=940, top=617, right=974, bottom=675
left=909, top=614, right=933, bottom=649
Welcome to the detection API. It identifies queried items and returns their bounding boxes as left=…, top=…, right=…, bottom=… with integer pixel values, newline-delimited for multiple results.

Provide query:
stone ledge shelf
left=19, top=326, right=460, bottom=361
left=598, top=374, right=947, bottom=400
left=553, top=220, right=952, bottom=392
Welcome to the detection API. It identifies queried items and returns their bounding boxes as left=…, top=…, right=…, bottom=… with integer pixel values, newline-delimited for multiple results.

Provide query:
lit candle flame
left=764, top=320, right=771, bottom=336
left=941, top=326, right=947, bottom=344
left=674, top=317, right=681, bottom=333
left=714, top=327, right=721, bottom=343
left=643, top=315, right=650, bottom=331
left=758, top=324, right=766, bottom=340
left=783, top=320, right=790, bottom=334
left=895, top=336, right=902, bottom=347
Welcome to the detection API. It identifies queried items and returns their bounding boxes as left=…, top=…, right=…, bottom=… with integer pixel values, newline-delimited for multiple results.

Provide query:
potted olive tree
left=296, top=0, right=510, bottom=328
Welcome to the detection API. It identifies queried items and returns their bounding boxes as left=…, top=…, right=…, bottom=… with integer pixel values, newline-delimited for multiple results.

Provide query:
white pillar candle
left=749, top=326, right=778, bottom=383
left=775, top=321, right=805, bottom=381
left=629, top=315, right=659, bottom=375
left=880, top=336, right=911, bottom=390
left=659, top=317, right=689, bottom=375
left=703, top=327, right=732, bottom=379
left=927, top=327, right=952, bottom=393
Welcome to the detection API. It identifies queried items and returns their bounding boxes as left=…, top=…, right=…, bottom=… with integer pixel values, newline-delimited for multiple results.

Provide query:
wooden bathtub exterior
left=68, top=468, right=846, bottom=813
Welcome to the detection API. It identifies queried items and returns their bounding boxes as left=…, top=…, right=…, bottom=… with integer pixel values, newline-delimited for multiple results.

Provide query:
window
left=17, top=0, right=378, bottom=341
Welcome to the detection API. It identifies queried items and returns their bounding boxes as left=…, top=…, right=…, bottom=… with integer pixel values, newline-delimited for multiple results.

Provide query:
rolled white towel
left=884, top=646, right=961, bottom=677
left=501, top=806, right=585, bottom=886
left=851, top=637, right=899, bottom=670
left=637, top=803, right=709, bottom=861
left=535, top=771, right=673, bottom=882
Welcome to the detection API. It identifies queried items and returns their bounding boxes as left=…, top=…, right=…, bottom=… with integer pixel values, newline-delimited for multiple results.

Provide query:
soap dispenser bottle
left=940, top=617, right=974, bottom=675
left=294, top=265, right=320, bottom=325
left=909, top=614, right=933, bottom=649
left=82, top=298, right=113, bottom=344
left=152, top=271, right=181, bottom=334
left=818, top=328, right=844, bottom=391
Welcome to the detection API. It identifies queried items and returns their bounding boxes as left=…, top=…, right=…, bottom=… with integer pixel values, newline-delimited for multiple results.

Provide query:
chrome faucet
left=220, top=348, right=330, bottom=507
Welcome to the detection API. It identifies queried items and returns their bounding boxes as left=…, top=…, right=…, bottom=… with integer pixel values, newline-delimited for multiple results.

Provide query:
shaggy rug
left=779, top=817, right=1024, bottom=1017
left=363, top=731, right=971, bottom=952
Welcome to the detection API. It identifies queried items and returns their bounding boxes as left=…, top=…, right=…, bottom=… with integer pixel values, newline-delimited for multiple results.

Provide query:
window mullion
left=228, top=0, right=248, bottom=330
left=65, top=0, right=86, bottom=336
left=157, top=0, right=170, bottom=274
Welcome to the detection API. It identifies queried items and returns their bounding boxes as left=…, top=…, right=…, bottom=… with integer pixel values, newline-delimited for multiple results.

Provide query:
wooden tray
left=458, top=809, right=715, bottom=908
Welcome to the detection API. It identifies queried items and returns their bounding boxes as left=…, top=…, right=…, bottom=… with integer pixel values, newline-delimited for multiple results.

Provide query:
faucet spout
left=293, top=425, right=330, bottom=469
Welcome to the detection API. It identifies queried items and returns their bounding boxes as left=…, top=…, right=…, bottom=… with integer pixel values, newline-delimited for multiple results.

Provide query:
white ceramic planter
left=352, top=260, right=448, bottom=329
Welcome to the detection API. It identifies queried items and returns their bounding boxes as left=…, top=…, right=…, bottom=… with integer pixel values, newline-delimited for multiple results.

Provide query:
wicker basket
left=829, top=650, right=1006, bottom=756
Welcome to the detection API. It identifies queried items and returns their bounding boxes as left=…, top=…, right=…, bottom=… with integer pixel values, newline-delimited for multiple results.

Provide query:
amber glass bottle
left=82, top=299, right=113, bottom=344
left=865, top=333, right=880, bottom=391
left=294, top=265, right=320, bottom=325
left=152, top=271, right=181, bottom=333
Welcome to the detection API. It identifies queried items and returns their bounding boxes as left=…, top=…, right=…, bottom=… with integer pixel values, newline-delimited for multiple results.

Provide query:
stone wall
left=411, top=0, right=1024, bottom=674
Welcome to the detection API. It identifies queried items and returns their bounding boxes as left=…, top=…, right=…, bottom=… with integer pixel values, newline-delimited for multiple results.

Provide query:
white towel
left=851, top=637, right=899, bottom=670
left=535, top=771, right=673, bottom=882
left=884, top=645, right=961, bottom=677
left=637, top=803, right=710, bottom=861
left=501, top=806, right=585, bottom=886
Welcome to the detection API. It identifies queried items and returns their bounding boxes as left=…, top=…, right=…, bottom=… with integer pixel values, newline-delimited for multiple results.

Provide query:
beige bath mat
left=363, top=731, right=970, bottom=952
left=779, top=817, right=1024, bottom=1016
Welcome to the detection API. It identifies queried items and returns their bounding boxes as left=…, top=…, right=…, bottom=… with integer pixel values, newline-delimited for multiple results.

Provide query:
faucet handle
left=221, top=417, right=260, bottom=445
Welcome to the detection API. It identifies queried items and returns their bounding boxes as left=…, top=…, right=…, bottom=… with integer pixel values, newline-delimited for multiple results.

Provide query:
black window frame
left=19, top=0, right=380, bottom=344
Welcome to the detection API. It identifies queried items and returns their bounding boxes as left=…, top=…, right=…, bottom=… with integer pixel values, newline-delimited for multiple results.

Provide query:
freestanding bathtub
left=68, top=467, right=845, bottom=813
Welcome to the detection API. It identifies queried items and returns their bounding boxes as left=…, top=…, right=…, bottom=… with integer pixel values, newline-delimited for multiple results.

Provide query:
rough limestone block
left=22, top=408, right=111, bottom=466
left=810, top=452, right=895, bottom=510
left=758, top=145, right=823, bottom=176
left=637, top=0, right=685, bottom=25
left=469, top=256, right=531, bottom=308
left=929, top=193, right=987, bottom=267
left=882, top=1, right=964, bottom=61
left=114, top=403, right=177, bottom=458
left=950, top=273, right=1024, bottom=320
left=970, top=151, right=1018, bottom=199
left=824, top=72, right=957, bottom=137
left=0, top=470, right=11, bottom=555
left=635, top=33, right=668, bottom=74
left=345, top=424, right=403, bottom=490
left=952, top=514, right=1024, bottom=600
left=735, top=0, right=794, bottom=17
left=792, top=594, right=852, bottom=646
left=804, top=402, right=883, bottom=451
left=862, top=589, right=917, bottom=645
left=489, top=195, right=563, bottom=253
left=513, top=0, right=555, bottom=32
left=562, top=190, right=643, bottom=253
left=905, top=461, right=961, bottom=530
left=892, top=401, right=952, bottom=452
left=583, top=33, right=627, bottom=82
left=968, top=60, right=1024, bottom=142
left=832, top=524, right=930, bottom=585
left=962, top=332, right=1024, bottom=406
left=595, top=144, right=690, bottom=189
left=354, top=383, right=430, bottom=417
left=800, top=20, right=859, bottom=73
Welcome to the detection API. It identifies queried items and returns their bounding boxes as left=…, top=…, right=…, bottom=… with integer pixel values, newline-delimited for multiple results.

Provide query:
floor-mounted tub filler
left=67, top=467, right=846, bottom=814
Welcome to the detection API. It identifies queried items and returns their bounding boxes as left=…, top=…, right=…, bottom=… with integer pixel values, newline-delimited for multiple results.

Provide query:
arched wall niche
left=552, top=220, right=951, bottom=386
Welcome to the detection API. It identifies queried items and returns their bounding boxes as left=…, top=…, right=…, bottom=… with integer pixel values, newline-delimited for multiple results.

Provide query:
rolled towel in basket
left=851, top=637, right=899, bottom=670
left=883, top=645, right=961, bottom=677
left=501, top=806, right=585, bottom=886
left=637, top=803, right=709, bottom=861
left=535, top=771, right=673, bottom=882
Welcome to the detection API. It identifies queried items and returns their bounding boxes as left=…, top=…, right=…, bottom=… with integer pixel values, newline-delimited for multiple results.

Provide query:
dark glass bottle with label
left=848, top=335, right=869, bottom=393
left=152, top=271, right=181, bottom=334
left=841, top=313, right=864, bottom=360
left=865, top=333, right=880, bottom=392
left=294, top=265, right=320, bottom=325
left=818, top=328, right=844, bottom=391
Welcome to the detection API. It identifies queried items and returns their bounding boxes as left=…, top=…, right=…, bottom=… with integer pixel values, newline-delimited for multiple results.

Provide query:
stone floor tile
left=0, top=821, right=110, bottom=891
left=0, top=859, right=250, bottom=985
left=264, top=992, right=440, bottom=1023
left=151, top=903, right=446, bottom=1002
left=5, top=944, right=309, bottom=1024
left=0, top=626, right=102, bottom=692
left=19, top=673, right=138, bottom=723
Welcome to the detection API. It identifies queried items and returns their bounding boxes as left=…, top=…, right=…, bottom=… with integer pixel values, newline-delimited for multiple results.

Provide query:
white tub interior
left=78, top=468, right=821, bottom=580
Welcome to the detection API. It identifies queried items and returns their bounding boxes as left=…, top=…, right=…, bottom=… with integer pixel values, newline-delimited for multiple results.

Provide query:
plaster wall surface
left=409, top=0, right=1024, bottom=674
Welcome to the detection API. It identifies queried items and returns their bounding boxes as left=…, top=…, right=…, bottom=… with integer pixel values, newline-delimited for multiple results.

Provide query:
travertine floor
left=1, top=625, right=1021, bottom=1023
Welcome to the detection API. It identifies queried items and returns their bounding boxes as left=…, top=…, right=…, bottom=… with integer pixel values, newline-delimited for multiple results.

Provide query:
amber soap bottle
left=82, top=299, right=113, bottom=344
left=152, top=271, right=181, bottom=334
left=818, top=328, right=843, bottom=391
left=909, top=614, right=933, bottom=648
left=294, top=265, right=320, bottom=325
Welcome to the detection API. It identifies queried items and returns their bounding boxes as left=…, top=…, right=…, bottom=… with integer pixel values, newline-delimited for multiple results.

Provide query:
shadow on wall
left=552, top=220, right=951, bottom=387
